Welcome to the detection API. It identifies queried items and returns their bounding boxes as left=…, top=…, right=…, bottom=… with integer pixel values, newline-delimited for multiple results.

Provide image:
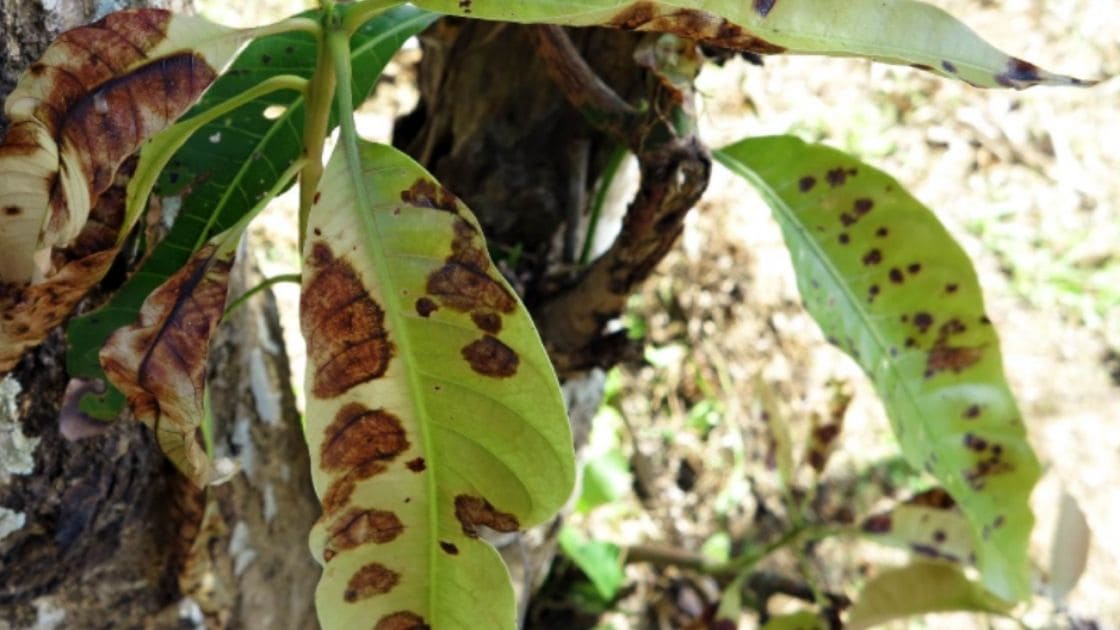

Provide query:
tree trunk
left=0, top=3, right=321, bottom=628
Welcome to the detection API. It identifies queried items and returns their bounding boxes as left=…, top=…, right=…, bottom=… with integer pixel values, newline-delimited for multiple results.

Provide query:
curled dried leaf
left=0, top=8, right=246, bottom=284
left=100, top=239, right=236, bottom=487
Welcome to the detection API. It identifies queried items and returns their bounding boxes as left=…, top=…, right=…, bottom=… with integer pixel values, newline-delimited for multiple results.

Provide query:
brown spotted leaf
left=0, top=8, right=248, bottom=284
left=716, top=136, right=1040, bottom=602
left=412, top=0, right=1095, bottom=89
left=302, top=141, right=574, bottom=629
left=861, top=488, right=977, bottom=565
left=99, top=227, right=240, bottom=487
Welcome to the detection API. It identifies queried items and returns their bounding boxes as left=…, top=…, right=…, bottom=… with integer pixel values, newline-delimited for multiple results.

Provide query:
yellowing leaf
left=302, top=142, right=574, bottom=629
left=412, top=0, right=1094, bottom=89
left=0, top=9, right=248, bottom=284
left=848, top=562, right=1012, bottom=630
left=99, top=229, right=238, bottom=487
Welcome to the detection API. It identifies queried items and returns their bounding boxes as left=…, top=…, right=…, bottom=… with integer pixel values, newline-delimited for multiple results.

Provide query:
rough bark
left=0, top=5, right=321, bottom=626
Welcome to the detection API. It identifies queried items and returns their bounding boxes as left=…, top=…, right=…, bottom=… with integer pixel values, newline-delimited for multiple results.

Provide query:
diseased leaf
left=66, top=6, right=436, bottom=418
left=99, top=227, right=238, bottom=488
left=755, top=375, right=794, bottom=490
left=804, top=381, right=850, bottom=474
left=0, top=160, right=130, bottom=371
left=302, top=141, right=574, bottom=629
left=861, top=488, right=977, bottom=565
left=848, top=562, right=1012, bottom=630
left=412, top=0, right=1094, bottom=89
left=0, top=9, right=247, bottom=284
left=715, top=136, right=1041, bottom=601
left=1048, top=490, right=1090, bottom=603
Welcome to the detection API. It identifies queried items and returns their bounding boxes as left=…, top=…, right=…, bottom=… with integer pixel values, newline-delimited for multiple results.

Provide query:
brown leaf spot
left=798, top=176, right=816, bottom=192
left=876, top=227, right=889, bottom=238
left=945, top=283, right=959, bottom=294
left=907, top=488, right=956, bottom=509
left=753, top=0, right=777, bottom=16
left=609, top=1, right=656, bottom=29
left=327, top=508, right=404, bottom=552
left=414, top=297, right=437, bottom=318
left=322, top=461, right=387, bottom=515
left=889, top=268, right=904, bottom=284
left=862, top=249, right=882, bottom=266
left=926, top=344, right=983, bottom=377
left=302, top=243, right=394, bottom=398
left=862, top=514, right=892, bottom=533
left=853, top=198, right=874, bottom=215
left=439, top=541, right=459, bottom=555
left=913, top=312, right=934, bottom=333
left=996, top=58, right=1042, bottom=87
left=345, top=563, right=399, bottom=602
left=454, top=495, right=519, bottom=538
left=401, top=178, right=460, bottom=214
left=838, top=233, right=850, bottom=245
left=941, top=60, right=958, bottom=74
left=907, top=263, right=922, bottom=274
left=470, top=311, right=501, bottom=334
left=963, top=404, right=982, bottom=419
left=826, top=167, right=849, bottom=187
left=461, top=335, right=519, bottom=378
left=2, top=206, right=19, bottom=216
left=321, top=403, right=408, bottom=472
left=375, top=612, right=429, bottom=630
left=406, top=457, right=426, bottom=473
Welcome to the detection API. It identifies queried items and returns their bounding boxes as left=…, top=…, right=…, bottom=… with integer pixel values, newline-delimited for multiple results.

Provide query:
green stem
left=222, top=273, right=302, bottom=323
left=245, top=15, right=321, bottom=38
left=340, top=0, right=405, bottom=35
left=324, top=13, right=372, bottom=214
left=298, top=7, right=338, bottom=250
left=124, top=75, right=308, bottom=246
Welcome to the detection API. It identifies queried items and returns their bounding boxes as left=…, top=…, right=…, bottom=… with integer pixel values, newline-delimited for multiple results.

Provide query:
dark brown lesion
left=401, top=178, right=460, bottom=214
left=461, top=335, right=519, bottom=378
left=608, top=2, right=787, bottom=54
left=321, top=461, right=387, bottom=515
left=375, top=611, right=429, bottom=630
left=320, top=403, right=409, bottom=472
left=302, top=242, right=395, bottom=398
left=454, top=495, right=519, bottom=538
left=344, top=563, right=399, bottom=602
left=324, top=507, right=404, bottom=555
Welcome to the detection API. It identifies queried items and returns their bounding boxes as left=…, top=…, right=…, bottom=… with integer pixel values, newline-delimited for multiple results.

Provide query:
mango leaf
left=66, top=6, right=437, bottom=419
left=715, top=135, right=1041, bottom=602
left=0, top=160, right=129, bottom=371
left=762, top=610, right=827, bottom=630
left=99, top=222, right=239, bottom=488
left=861, top=488, right=977, bottom=565
left=412, top=0, right=1094, bottom=89
left=804, top=381, right=851, bottom=474
left=301, top=141, right=574, bottom=629
left=0, top=9, right=249, bottom=284
left=558, top=527, right=625, bottom=601
left=754, top=375, right=794, bottom=490
left=848, top=562, right=1012, bottom=629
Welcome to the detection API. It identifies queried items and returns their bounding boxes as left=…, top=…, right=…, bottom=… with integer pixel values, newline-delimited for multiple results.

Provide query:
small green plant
left=0, top=1, right=1097, bottom=628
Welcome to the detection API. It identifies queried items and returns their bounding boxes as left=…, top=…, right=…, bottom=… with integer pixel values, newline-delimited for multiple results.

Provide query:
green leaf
left=411, top=0, right=1094, bottom=89
left=848, top=562, right=1012, bottom=630
left=715, top=135, right=1041, bottom=602
left=860, top=488, right=977, bottom=565
left=558, top=527, right=626, bottom=601
left=577, top=449, right=632, bottom=513
left=65, top=6, right=436, bottom=419
left=302, top=141, right=574, bottom=629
